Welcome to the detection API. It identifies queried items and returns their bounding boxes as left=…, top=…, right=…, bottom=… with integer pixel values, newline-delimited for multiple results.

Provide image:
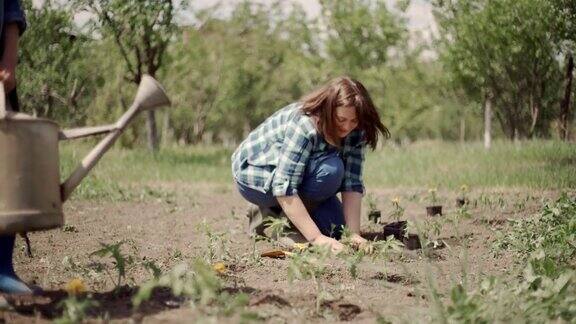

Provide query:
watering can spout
left=134, top=75, right=171, bottom=110
left=60, top=75, right=171, bottom=202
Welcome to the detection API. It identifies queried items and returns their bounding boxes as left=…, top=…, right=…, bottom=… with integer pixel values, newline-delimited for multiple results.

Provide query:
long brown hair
left=300, top=76, right=390, bottom=149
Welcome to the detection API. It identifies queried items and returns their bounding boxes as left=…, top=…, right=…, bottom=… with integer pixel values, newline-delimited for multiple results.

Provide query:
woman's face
left=334, top=105, right=358, bottom=138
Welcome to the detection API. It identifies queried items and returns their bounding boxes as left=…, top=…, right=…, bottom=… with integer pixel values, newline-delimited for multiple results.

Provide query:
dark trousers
left=1, top=88, right=19, bottom=274
left=237, top=152, right=346, bottom=239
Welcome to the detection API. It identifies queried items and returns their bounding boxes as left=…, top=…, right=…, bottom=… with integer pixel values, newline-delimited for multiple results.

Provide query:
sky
left=39, top=0, right=438, bottom=46
left=188, top=0, right=438, bottom=38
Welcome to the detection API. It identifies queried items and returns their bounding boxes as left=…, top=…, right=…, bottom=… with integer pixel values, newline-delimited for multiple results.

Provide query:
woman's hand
left=349, top=233, right=373, bottom=254
left=0, top=65, right=16, bottom=93
left=311, top=235, right=344, bottom=254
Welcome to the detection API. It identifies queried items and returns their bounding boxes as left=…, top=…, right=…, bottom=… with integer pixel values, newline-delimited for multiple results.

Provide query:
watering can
left=0, top=75, right=171, bottom=234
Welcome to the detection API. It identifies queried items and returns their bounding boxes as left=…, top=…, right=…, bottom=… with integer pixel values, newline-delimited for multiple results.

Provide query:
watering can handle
left=0, top=81, right=6, bottom=119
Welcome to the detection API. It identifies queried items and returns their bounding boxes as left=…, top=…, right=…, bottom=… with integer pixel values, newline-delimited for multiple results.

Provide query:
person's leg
left=0, top=235, right=32, bottom=293
left=298, top=153, right=346, bottom=239
left=299, top=153, right=345, bottom=204
left=309, top=196, right=345, bottom=239
left=236, top=182, right=282, bottom=236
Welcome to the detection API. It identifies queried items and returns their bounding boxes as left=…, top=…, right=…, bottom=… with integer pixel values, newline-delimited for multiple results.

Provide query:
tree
left=76, top=0, right=176, bottom=151
left=551, top=0, right=576, bottom=141
left=165, top=1, right=316, bottom=144
left=319, top=0, right=407, bottom=75
left=19, top=0, right=93, bottom=124
left=435, top=0, right=561, bottom=141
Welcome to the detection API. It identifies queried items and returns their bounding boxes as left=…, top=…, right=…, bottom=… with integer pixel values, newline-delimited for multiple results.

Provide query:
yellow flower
left=213, top=262, right=226, bottom=274
left=293, top=243, right=309, bottom=251
left=460, top=185, right=469, bottom=192
left=428, top=188, right=437, bottom=194
left=391, top=197, right=401, bottom=204
left=65, top=278, right=87, bottom=296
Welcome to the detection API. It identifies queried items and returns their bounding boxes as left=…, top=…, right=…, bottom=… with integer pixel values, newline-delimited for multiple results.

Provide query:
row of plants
left=365, top=186, right=473, bottom=250
left=431, top=193, right=576, bottom=323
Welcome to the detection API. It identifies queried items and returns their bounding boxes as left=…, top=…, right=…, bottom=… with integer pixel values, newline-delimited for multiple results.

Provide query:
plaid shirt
left=232, top=103, right=365, bottom=197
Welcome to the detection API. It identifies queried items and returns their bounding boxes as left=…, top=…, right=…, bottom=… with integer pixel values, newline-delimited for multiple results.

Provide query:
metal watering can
left=0, top=75, right=171, bottom=234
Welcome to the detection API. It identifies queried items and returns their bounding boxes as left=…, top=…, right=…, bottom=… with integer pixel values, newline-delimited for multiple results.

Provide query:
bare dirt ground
left=3, top=182, right=564, bottom=323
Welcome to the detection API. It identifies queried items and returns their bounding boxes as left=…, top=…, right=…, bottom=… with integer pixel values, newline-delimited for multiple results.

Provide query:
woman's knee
left=300, top=155, right=344, bottom=200
left=318, top=156, right=344, bottom=186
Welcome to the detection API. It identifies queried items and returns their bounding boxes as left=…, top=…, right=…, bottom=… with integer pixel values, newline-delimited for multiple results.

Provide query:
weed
left=370, top=236, right=405, bottom=259
left=287, top=245, right=333, bottom=314
left=133, top=259, right=249, bottom=317
left=493, top=193, right=576, bottom=272
left=197, top=221, right=231, bottom=263
left=263, top=216, right=290, bottom=240
left=366, top=194, right=378, bottom=212
left=430, top=194, right=576, bottom=323
left=89, top=241, right=135, bottom=289
left=428, top=188, right=439, bottom=205
left=54, top=296, right=98, bottom=324
left=388, top=197, right=404, bottom=222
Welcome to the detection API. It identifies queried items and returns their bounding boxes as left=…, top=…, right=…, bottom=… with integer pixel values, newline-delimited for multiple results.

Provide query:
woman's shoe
left=246, top=205, right=285, bottom=237
left=0, top=273, right=33, bottom=294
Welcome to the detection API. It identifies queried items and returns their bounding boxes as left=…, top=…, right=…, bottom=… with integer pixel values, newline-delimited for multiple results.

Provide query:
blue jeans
left=0, top=235, right=32, bottom=293
left=237, top=153, right=346, bottom=239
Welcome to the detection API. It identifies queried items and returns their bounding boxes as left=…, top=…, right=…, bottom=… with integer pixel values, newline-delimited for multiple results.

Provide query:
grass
left=59, top=139, right=575, bottom=201
left=364, top=140, right=576, bottom=189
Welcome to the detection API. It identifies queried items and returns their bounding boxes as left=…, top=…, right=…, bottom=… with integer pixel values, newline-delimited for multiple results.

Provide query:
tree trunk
left=484, top=92, right=492, bottom=149
left=192, top=113, right=207, bottom=144
left=560, top=53, right=574, bottom=141
left=161, top=111, right=172, bottom=146
left=529, top=93, right=539, bottom=138
left=459, top=116, right=466, bottom=143
left=146, top=110, right=159, bottom=152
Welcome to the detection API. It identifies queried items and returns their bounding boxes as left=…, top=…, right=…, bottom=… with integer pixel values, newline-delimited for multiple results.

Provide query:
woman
left=232, top=76, right=389, bottom=253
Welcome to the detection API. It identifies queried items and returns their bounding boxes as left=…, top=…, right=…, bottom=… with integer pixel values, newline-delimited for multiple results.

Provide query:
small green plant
left=287, top=245, right=333, bottom=314
left=445, top=206, right=472, bottom=239
left=458, top=184, right=469, bottom=198
left=366, top=194, right=382, bottom=223
left=197, top=221, right=231, bottom=263
left=263, top=216, right=290, bottom=240
left=89, top=241, right=135, bottom=289
left=366, top=193, right=378, bottom=212
left=369, top=236, right=404, bottom=260
left=427, top=188, right=439, bottom=205
left=389, top=196, right=404, bottom=221
left=55, top=296, right=98, bottom=324
left=134, top=259, right=249, bottom=317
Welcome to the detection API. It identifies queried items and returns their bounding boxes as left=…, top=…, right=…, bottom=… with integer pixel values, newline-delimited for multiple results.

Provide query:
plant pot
left=456, top=197, right=469, bottom=208
left=368, top=210, right=381, bottom=224
left=403, top=234, right=421, bottom=250
left=426, top=205, right=443, bottom=216
left=383, top=221, right=407, bottom=240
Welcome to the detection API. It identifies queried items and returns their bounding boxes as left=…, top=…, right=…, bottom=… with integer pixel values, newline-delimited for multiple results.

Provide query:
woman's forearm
left=342, top=191, right=363, bottom=234
left=276, top=195, right=322, bottom=242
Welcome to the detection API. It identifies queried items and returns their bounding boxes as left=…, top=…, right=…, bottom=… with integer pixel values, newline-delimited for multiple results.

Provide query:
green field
left=60, top=140, right=575, bottom=200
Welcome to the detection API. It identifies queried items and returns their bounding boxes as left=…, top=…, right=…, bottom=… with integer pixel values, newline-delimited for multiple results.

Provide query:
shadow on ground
left=2, top=286, right=184, bottom=321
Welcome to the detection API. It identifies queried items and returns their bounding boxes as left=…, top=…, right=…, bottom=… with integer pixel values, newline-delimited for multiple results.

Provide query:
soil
left=4, top=183, right=562, bottom=323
